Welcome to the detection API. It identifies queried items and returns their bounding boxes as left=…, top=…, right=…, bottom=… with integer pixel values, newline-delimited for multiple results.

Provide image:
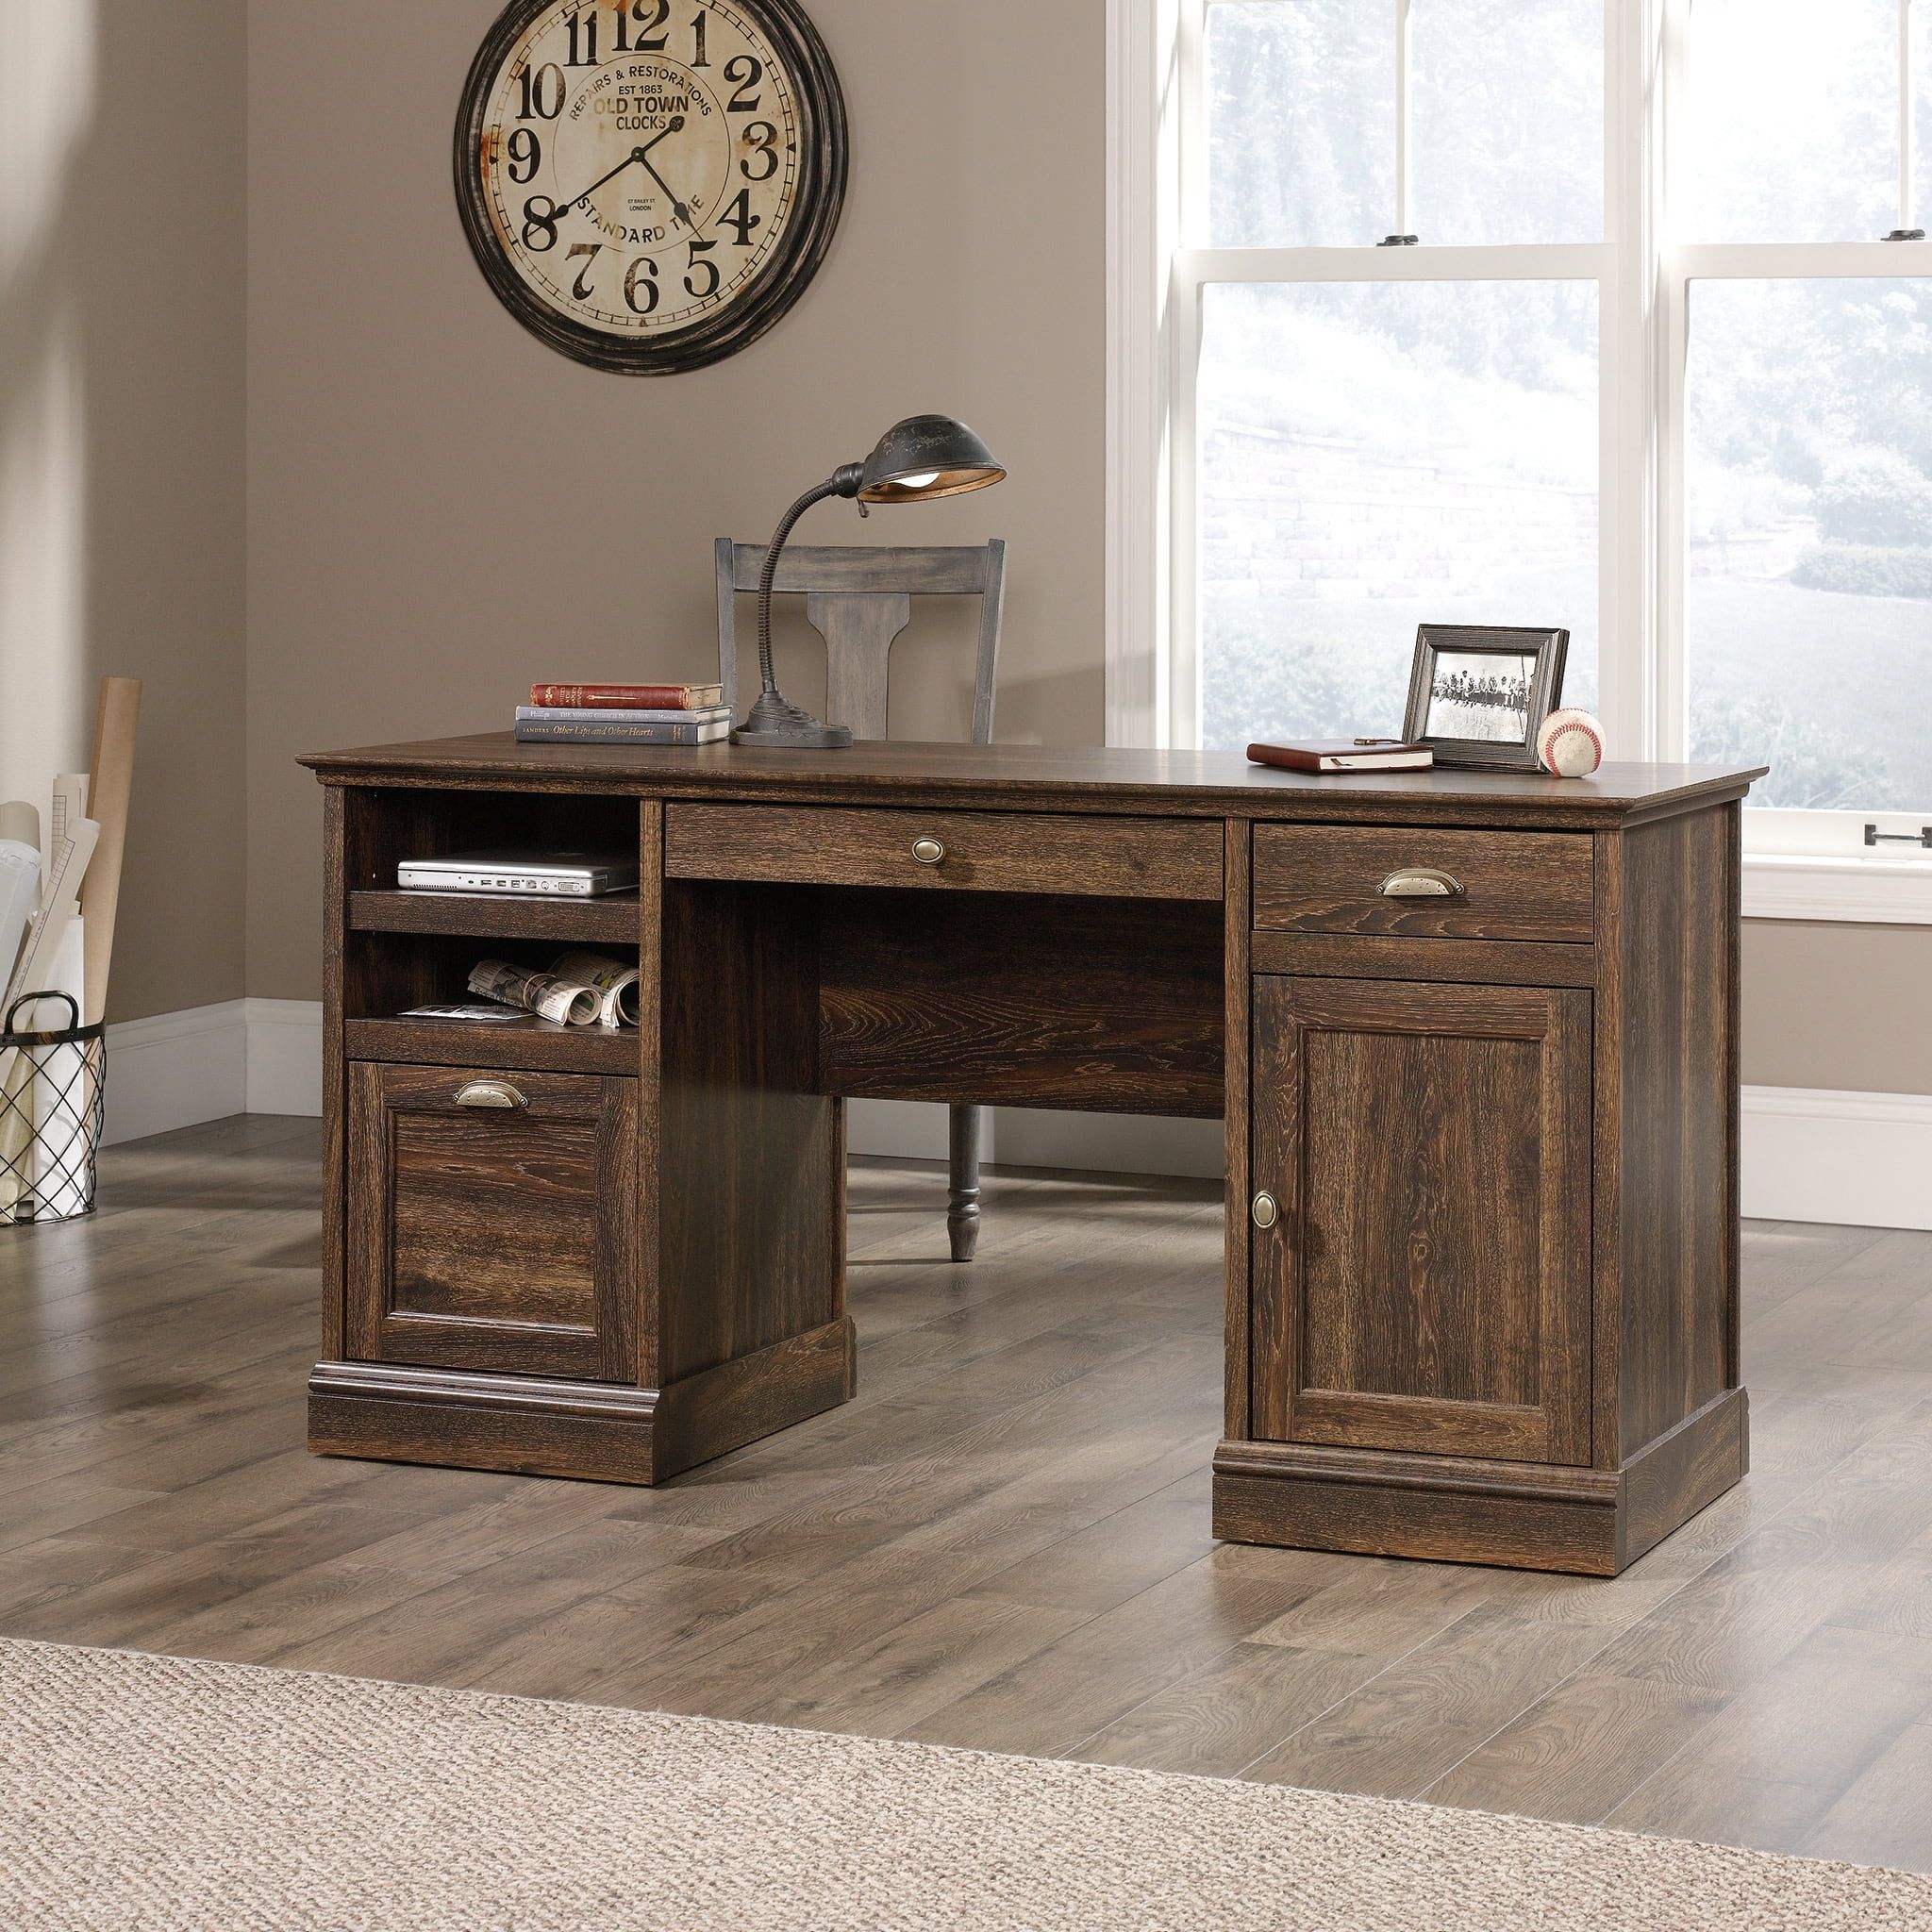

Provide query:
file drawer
left=344, top=1061, right=638, bottom=1382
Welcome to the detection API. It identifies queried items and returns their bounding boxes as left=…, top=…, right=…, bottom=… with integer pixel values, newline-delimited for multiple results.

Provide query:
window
left=1686, top=277, right=1932, bottom=817
left=1677, top=1, right=1932, bottom=850
left=1115, top=0, right=1932, bottom=904
left=1197, top=278, right=1600, bottom=752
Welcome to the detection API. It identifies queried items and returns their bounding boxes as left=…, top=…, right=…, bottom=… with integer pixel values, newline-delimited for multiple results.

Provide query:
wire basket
left=0, top=991, right=107, bottom=1226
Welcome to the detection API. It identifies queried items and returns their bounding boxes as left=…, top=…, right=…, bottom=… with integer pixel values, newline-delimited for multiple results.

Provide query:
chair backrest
left=715, top=540, right=1008, bottom=744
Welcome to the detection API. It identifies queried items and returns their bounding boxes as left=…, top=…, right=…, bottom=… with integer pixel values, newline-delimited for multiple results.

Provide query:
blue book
left=515, top=706, right=732, bottom=726
left=514, top=714, right=732, bottom=745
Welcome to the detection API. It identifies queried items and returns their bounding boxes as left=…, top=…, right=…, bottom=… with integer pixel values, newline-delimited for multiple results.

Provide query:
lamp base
left=731, top=690, right=854, bottom=750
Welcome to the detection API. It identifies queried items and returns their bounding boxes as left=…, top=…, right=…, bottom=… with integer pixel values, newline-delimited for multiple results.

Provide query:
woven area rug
left=3, top=1638, right=1927, bottom=1930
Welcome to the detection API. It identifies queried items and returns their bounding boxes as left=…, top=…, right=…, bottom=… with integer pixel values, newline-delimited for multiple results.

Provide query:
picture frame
left=1403, top=625, right=1570, bottom=773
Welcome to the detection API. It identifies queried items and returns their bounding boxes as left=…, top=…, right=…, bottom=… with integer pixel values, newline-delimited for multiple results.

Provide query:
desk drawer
left=1253, top=824, right=1593, bottom=942
left=344, top=1062, right=638, bottom=1382
left=666, top=804, right=1224, bottom=901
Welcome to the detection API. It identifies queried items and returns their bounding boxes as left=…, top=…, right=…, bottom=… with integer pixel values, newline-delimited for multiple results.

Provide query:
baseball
left=1536, top=708, right=1605, bottom=778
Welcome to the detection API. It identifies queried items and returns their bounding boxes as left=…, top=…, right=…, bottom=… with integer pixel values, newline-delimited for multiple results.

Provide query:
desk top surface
left=303, top=734, right=1765, bottom=823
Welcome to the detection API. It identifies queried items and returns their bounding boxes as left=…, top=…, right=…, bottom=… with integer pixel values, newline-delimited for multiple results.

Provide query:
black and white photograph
left=1403, top=624, right=1569, bottom=771
left=1423, top=655, right=1535, bottom=743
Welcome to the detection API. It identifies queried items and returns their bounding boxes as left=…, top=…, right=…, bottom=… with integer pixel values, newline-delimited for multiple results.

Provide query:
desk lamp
left=733, top=415, right=1007, bottom=749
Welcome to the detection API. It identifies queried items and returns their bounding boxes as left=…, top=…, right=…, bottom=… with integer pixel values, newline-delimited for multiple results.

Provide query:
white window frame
left=1108, top=0, right=1932, bottom=923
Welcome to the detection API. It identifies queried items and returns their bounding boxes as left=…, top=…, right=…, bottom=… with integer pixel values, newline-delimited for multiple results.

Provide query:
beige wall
left=245, top=0, right=1106, bottom=998
left=237, top=0, right=1932, bottom=1099
left=1744, top=921, right=1932, bottom=1094
left=0, top=0, right=246, bottom=1022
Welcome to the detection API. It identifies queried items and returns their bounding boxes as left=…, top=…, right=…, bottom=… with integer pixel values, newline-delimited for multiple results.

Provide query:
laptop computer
left=395, top=849, right=641, bottom=898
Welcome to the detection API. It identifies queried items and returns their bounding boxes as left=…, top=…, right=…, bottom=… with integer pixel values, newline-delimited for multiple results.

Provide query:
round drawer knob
left=1251, top=1191, right=1279, bottom=1230
left=911, top=837, right=947, bottom=866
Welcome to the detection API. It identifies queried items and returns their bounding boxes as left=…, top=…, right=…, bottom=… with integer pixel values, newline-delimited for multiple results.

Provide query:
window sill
left=1742, top=853, right=1932, bottom=925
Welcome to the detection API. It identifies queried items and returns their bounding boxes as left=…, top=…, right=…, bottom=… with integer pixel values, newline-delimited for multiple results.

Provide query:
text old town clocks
left=455, top=0, right=848, bottom=374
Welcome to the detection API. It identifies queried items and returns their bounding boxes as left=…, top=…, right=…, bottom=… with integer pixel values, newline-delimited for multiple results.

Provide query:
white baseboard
left=103, top=997, right=321, bottom=1145
left=1740, top=1086, right=1932, bottom=1232
left=846, top=1100, right=1224, bottom=1180
left=858, top=1091, right=1932, bottom=1225
left=103, top=1001, right=248, bottom=1145
left=243, top=998, right=324, bottom=1117
left=115, top=1013, right=1228, bottom=1180
left=846, top=1099, right=952, bottom=1162
left=103, top=1000, right=1932, bottom=1229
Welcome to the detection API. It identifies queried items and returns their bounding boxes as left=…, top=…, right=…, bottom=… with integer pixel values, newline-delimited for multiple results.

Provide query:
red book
left=1246, top=739, right=1434, bottom=774
left=530, top=682, right=725, bottom=711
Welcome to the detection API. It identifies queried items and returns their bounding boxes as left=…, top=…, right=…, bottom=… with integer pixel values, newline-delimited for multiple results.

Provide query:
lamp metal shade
left=858, top=415, right=1007, bottom=503
left=735, top=413, right=1007, bottom=750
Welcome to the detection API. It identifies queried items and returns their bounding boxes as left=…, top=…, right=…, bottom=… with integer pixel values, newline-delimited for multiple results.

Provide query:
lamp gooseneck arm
left=735, top=458, right=865, bottom=747
left=757, top=475, right=846, bottom=692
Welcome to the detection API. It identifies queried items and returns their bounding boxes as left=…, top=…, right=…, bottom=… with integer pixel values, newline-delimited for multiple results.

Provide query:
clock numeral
left=719, top=187, right=761, bottom=248
left=517, top=63, right=566, bottom=120
left=522, top=195, right=563, bottom=252
left=741, top=121, right=778, bottom=182
left=563, top=9, right=599, bottom=65
left=625, top=256, right=660, bottom=314
left=615, top=0, right=669, bottom=54
left=684, top=237, right=721, bottom=299
left=691, top=10, right=709, bottom=66
left=506, top=128, right=542, bottom=186
left=724, top=55, right=762, bottom=112
left=566, top=242, right=604, bottom=301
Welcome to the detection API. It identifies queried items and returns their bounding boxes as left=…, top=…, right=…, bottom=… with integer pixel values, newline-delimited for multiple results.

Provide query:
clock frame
left=454, top=0, right=848, bottom=375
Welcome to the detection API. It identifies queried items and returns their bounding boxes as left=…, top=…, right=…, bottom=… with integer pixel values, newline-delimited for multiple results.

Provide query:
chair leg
left=947, top=1104, right=983, bottom=1263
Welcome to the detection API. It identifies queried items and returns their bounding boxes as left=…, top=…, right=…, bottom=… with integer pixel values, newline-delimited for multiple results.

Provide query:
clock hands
left=556, top=151, right=650, bottom=215
left=640, top=116, right=685, bottom=159
left=638, top=152, right=697, bottom=231
left=634, top=116, right=698, bottom=230
left=552, top=119, right=689, bottom=220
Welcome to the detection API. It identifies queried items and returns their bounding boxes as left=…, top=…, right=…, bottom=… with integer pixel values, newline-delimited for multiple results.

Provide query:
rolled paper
left=550, top=951, right=641, bottom=1029
left=466, top=958, right=601, bottom=1028
left=81, top=678, right=142, bottom=1025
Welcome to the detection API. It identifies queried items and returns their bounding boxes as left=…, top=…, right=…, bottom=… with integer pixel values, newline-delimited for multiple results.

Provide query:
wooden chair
left=715, top=538, right=1008, bottom=1263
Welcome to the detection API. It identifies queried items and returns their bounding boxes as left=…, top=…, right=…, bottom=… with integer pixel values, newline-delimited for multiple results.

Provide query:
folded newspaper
left=465, top=953, right=641, bottom=1030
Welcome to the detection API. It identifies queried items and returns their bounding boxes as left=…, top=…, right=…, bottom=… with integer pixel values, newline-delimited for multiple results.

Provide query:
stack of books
left=515, top=682, right=732, bottom=746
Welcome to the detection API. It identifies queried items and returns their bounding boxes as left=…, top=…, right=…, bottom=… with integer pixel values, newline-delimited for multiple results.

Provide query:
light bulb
left=896, top=471, right=942, bottom=490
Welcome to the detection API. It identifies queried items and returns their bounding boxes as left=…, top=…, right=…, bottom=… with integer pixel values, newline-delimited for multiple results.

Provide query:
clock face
left=455, top=0, right=847, bottom=374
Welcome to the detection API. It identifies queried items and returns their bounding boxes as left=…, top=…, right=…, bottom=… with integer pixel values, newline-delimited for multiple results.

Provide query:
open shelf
left=349, top=890, right=642, bottom=945
left=344, top=1015, right=640, bottom=1076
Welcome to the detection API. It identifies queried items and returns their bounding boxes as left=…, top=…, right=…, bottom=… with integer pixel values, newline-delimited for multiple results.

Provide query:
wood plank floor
left=3, top=1117, right=1930, bottom=1872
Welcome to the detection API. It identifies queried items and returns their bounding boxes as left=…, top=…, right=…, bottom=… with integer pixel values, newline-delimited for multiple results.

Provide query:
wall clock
left=455, top=0, right=848, bottom=375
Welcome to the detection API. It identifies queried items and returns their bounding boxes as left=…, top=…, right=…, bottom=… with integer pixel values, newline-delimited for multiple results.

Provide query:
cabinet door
left=345, top=1062, right=639, bottom=1382
left=1251, top=977, right=1591, bottom=1465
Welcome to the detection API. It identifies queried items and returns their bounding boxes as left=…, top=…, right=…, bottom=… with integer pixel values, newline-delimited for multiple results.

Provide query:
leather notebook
left=1246, top=740, right=1435, bottom=774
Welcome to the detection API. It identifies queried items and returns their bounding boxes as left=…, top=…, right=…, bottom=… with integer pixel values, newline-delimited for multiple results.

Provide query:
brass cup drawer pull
left=455, top=1080, right=527, bottom=1111
left=1378, top=866, right=1465, bottom=900
left=911, top=837, right=947, bottom=867
left=1251, top=1191, right=1279, bottom=1230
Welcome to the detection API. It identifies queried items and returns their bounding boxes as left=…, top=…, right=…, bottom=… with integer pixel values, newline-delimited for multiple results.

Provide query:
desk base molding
left=1212, top=1391, right=1747, bottom=1577
left=308, top=1318, right=858, bottom=1486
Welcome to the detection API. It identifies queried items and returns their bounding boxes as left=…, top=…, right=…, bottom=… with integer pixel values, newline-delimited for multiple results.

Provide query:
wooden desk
left=300, top=736, right=1765, bottom=1575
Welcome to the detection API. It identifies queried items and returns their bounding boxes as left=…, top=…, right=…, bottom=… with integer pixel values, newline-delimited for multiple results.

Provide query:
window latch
left=1865, top=824, right=1932, bottom=849
left=1885, top=228, right=1926, bottom=241
left=1378, top=234, right=1420, bottom=246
